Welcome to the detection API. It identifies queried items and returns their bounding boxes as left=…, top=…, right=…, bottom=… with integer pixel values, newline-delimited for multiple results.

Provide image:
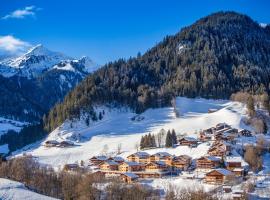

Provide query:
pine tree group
left=140, top=133, right=156, bottom=149
left=165, top=129, right=177, bottom=148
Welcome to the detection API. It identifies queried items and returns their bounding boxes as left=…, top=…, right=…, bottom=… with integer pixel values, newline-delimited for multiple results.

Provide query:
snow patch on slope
left=0, top=117, right=27, bottom=136
left=0, top=178, right=57, bottom=200
left=15, top=97, right=250, bottom=169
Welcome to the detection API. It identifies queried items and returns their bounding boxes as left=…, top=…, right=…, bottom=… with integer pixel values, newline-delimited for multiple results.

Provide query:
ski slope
left=15, top=97, right=250, bottom=169
left=0, top=178, right=57, bottom=200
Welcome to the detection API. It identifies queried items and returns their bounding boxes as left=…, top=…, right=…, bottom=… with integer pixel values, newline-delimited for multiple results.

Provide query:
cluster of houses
left=63, top=123, right=252, bottom=187
left=88, top=152, right=192, bottom=183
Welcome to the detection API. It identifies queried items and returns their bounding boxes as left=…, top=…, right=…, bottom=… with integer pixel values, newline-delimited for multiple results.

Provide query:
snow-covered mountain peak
left=0, top=44, right=99, bottom=78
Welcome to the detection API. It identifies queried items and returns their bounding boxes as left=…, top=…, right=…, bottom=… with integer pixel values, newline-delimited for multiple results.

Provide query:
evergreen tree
left=151, top=135, right=156, bottom=147
left=171, top=129, right=177, bottom=145
left=165, top=130, right=172, bottom=148
left=140, top=136, right=145, bottom=149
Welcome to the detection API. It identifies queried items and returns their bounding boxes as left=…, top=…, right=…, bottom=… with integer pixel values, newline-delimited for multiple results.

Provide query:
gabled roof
left=207, top=168, right=233, bottom=176
left=91, top=156, right=108, bottom=161
left=153, top=152, right=172, bottom=157
left=146, top=161, right=167, bottom=167
left=100, top=160, right=119, bottom=166
left=123, top=172, right=139, bottom=179
left=225, top=156, right=242, bottom=163
left=198, top=156, right=220, bottom=162
left=112, top=156, right=125, bottom=162
left=174, top=154, right=191, bottom=161
left=180, top=137, right=198, bottom=142
left=128, top=152, right=150, bottom=158
left=122, top=161, right=142, bottom=166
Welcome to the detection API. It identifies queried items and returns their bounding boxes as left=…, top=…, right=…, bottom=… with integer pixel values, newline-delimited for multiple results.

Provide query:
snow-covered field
left=0, top=117, right=27, bottom=136
left=0, top=178, right=57, bottom=200
left=15, top=97, right=250, bottom=169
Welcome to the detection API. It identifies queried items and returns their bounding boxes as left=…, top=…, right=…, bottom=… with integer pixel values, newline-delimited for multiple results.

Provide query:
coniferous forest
left=44, top=12, right=270, bottom=132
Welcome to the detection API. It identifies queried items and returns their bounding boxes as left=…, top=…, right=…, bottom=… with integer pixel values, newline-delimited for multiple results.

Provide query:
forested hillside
left=45, top=11, right=270, bottom=132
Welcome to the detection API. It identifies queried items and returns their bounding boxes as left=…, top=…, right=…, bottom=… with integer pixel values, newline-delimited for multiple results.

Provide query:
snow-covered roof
left=0, top=144, right=9, bottom=155
left=103, top=160, right=119, bottom=165
left=181, top=137, right=197, bottom=142
left=155, top=161, right=166, bottom=166
left=112, top=156, right=124, bottom=162
left=154, top=152, right=172, bottom=157
left=207, top=156, right=221, bottom=161
left=91, top=156, right=108, bottom=161
left=124, top=162, right=142, bottom=166
left=123, top=172, right=139, bottom=179
left=225, top=156, right=242, bottom=163
left=214, top=168, right=233, bottom=176
left=132, top=152, right=150, bottom=158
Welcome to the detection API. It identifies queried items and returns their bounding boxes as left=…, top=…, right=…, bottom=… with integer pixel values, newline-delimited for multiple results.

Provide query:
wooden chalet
left=179, top=137, right=198, bottom=147
left=90, top=156, right=108, bottom=165
left=208, top=141, right=231, bottom=157
left=63, top=163, right=79, bottom=171
left=121, top=172, right=139, bottom=183
left=58, top=141, right=74, bottom=147
left=149, top=152, right=173, bottom=166
left=145, top=161, right=168, bottom=172
left=99, top=160, right=119, bottom=171
left=215, top=123, right=231, bottom=131
left=44, top=140, right=59, bottom=147
left=199, top=131, right=212, bottom=142
left=208, top=146, right=227, bottom=157
left=196, top=156, right=221, bottom=170
left=111, top=156, right=125, bottom=163
left=118, top=161, right=144, bottom=172
left=205, top=168, right=233, bottom=184
left=127, top=152, right=150, bottom=164
left=225, top=156, right=244, bottom=176
left=172, top=155, right=192, bottom=170
left=238, top=129, right=252, bottom=137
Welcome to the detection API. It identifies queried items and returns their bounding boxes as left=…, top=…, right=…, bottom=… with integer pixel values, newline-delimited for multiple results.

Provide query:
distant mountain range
left=0, top=45, right=99, bottom=122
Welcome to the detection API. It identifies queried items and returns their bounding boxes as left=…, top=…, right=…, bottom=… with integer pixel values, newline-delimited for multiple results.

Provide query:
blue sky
left=0, top=0, right=270, bottom=64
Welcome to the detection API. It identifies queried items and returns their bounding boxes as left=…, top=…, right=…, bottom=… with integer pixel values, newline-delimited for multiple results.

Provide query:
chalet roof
left=129, top=152, right=150, bottom=158
left=101, top=160, right=119, bottom=166
left=123, top=161, right=142, bottom=166
left=147, top=161, right=167, bottom=166
left=207, top=168, right=232, bottom=176
left=174, top=155, right=191, bottom=161
left=65, top=163, right=79, bottom=168
left=216, top=168, right=233, bottom=176
left=239, top=129, right=251, bottom=133
left=180, top=137, right=198, bottom=142
left=206, top=156, right=221, bottom=162
left=112, top=156, right=125, bottom=162
left=91, top=156, right=108, bottom=161
left=123, top=172, right=139, bottom=179
left=153, top=152, right=172, bottom=157
left=225, top=156, right=242, bottom=163
left=45, top=140, right=59, bottom=144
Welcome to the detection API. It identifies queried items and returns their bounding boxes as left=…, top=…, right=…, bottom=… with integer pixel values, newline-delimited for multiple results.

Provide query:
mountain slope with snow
left=16, top=97, right=252, bottom=168
left=0, top=178, right=57, bottom=200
